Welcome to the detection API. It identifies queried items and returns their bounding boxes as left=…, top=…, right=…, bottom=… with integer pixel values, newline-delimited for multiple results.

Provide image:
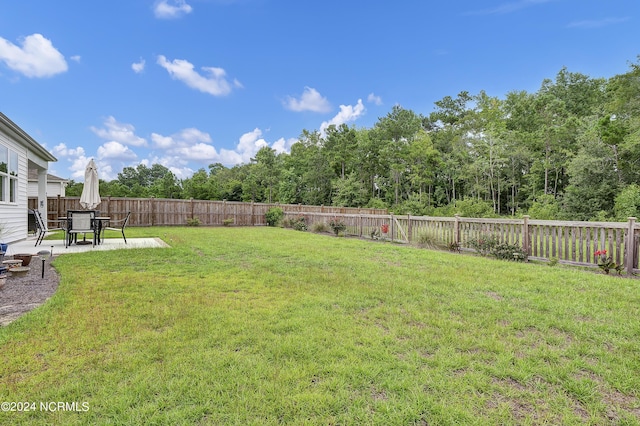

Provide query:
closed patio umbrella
left=80, top=159, right=101, bottom=210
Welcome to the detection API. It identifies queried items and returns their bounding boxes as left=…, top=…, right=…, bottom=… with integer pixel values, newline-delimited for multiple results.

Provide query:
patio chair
left=66, top=210, right=97, bottom=248
left=31, top=209, right=65, bottom=246
left=102, top=211, right=131, bottom=244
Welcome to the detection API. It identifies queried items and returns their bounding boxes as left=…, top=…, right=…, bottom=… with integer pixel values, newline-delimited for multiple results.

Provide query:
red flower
left=595, top=249, right=607, bottom=256
left=381, top=224, right=389, bottom=234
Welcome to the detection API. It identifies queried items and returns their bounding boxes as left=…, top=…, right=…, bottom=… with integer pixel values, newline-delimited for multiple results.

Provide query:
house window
left=0, top=144, right=19, bottom=203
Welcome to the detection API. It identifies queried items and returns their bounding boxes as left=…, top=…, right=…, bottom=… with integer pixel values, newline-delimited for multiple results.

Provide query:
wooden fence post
left=522, top=215, right=530, bottom=255
left=390, top=213, right=394, bottom=242
left=454, top=214, right=461, bottom=246
left=407, top=214, right=412, bottom=243
left=150, top=196, right=155, bottom=226
left=626, top=217, right=636, bottom=275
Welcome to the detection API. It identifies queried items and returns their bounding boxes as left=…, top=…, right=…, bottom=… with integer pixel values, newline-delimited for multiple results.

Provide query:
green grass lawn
left=1, top=227, right=640, bottom=425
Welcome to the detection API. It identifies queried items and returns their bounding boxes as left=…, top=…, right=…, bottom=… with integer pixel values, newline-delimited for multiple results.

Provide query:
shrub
left=366, top=197, right=388, bottom=210
left=528, top=194, right=562, bottom=220
left=468, top=234, right=499, bottom=257
left=491, top=242, right=528, bottom=262
left=311, top=222, right=330, bottom=233
left=290, top=216, right=307, bottom=231
left=328, top=217, right=347, bottom=236
left=614, top=184, right=640, bottom=220
left=454, top=198, right=497, bottom=218
left=416, top=230, right=443, bottom=249
left=469, top=234, right=527, bottom=261
left=186, top=217, right=201, bottom=226
left=448, top=241, right=461, bottom=253
left=265, top=207, right=284, bottom=227
left=282, top=218, right=293, bottom=228
left=223, top=218, right=234, bottom=227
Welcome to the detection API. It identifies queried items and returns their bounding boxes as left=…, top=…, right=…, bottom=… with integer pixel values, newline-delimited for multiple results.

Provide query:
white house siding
left=27, top=181, right=66, bottom=198
left=0, top=132, right=28, bottom=243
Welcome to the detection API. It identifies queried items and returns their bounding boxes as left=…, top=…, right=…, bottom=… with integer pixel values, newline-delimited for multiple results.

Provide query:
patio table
left=58, top=216, right=111, bottom=245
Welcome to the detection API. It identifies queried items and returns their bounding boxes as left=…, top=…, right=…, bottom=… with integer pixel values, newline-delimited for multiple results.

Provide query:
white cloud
left=151, top=128, right=218, bottom=165
left=151, top=126, right=289, bottom=167
left=52, top=143, right=85, bottom=159
left=567, top=17, right=630, bottom=29
left=51, top=143, right=91, bottom=179
left=157, top=55, right=242, bottom=96
left=95, top=161, right=115, bottom=182
left=284, top=87, right=332, bottom=113
left=235, top=128, right=268, bottom=163
left=175, top=127, right=212, bottom=144
left=320, top=99, right=366, bottom=135
left=70, top=55, right=81, bottom=63
left=97, top=141, right=139, bottom=161
left=91, top=116, right=148, bottom=147
left=151, top=127, right=212, bottom=150
left=367, top=93, right=383, bottom=106
left=154, top=0, right=193, bottom=19
left=0, top=33, right=68, bottom=78
left=151, top=133, right=174, bottom=149
left=132, top=58, right=146, bottom=73
left=176, top=143, right=219, bottom=160
left=272, top=137, right=297, bottom=155
left=148, top=156, right=194, bottom=179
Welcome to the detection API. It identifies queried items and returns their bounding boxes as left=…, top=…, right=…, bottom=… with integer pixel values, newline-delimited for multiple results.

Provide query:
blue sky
left=1, top=0, right=638, bottom=182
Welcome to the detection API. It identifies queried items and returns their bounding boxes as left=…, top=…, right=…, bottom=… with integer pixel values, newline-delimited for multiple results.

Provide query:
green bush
left=467, top=234, right=499, bottom=256
left=454, top=198, right=497, bottom=218
left=366, top=197, right=388, bottom=210
left=265, top=207, right=284, bottom=227
left=311, top=222, right=330, bottom=233
left=528, top=194, right=561, bottom=220
left=328, top=217, right=347, bottom=236
left=186, top=217, right=201, bottom=226
left=282, top=215, right=307, bottom=231
left=469, top=234, right=527, bottom=261
left=491, top=243, right=528, bottom=262
left=416, top=230, right=443, bottom=249
left=614, top=184, right=640, bottom=220
left=448, top=241, right=461, bottom=253
left=291, top=216, right=307, bottom=231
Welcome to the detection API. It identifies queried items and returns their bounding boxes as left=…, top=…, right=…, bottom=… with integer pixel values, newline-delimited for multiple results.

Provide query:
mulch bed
left=0, top=256, right=60, bottom=326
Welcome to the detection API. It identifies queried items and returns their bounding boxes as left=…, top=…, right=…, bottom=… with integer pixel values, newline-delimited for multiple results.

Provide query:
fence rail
left=282, top=212, right=640, bottom=274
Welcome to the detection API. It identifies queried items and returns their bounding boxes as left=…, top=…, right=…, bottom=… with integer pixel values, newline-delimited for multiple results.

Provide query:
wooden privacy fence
left=283, top=211, right=640, bottom=274
left=28, top=197, right=386, bottom=228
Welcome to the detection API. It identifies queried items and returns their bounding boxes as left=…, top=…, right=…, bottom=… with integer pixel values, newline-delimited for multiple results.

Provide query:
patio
left=3, top=235, right=169, bottom=256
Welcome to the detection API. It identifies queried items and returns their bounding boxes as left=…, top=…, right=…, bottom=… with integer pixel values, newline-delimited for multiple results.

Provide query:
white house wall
left=0, top=131, right=28, bottom=243
left=27, top=181, right=65, bottom=198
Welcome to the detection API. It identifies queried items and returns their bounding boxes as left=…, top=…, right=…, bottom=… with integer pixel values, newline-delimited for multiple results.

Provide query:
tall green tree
left=371, top=105, right=424, bottom=205
left=323, top=124, right=357, bottom=180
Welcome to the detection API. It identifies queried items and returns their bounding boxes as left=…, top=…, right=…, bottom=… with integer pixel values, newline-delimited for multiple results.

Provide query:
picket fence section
left=282, top=211, right=640, bottom=274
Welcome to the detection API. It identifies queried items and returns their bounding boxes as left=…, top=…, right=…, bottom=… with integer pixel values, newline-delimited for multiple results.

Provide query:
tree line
left=67, top=58, right=640, bottom=221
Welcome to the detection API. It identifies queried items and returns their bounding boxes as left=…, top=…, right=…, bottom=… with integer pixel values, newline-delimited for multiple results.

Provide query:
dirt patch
left=486, top=291, right=503, bottom=301
left=0, top=256, right=60, bottom=326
